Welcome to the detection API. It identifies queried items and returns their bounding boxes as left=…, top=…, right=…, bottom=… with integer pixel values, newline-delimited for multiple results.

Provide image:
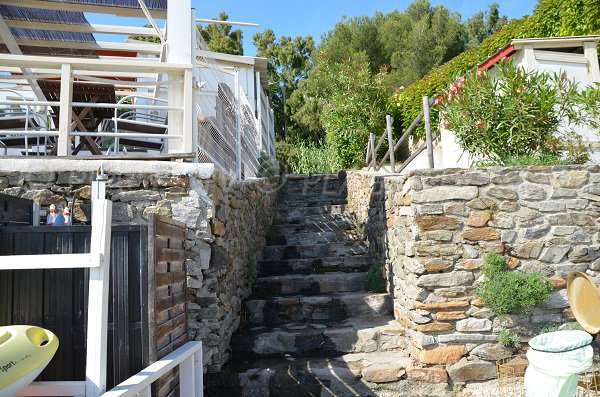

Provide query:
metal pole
left=423, top=96, right=434, bottom=168
left=386, top=115, right=395, bottom=173
left=235, top=69, right=242, bottom=180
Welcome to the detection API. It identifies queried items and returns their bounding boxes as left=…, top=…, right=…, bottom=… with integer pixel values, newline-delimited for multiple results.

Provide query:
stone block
left=416, top=322, right=454, bottom=332
left=437, top=333, right=498, bottom=343
left=417, top=272, right=474, bottom=288
left=456, top=318, right=492, bottom=332
left=406, top=367, right=448, bottom=384
left=486, top=187, right=517, bottom=200
left=470, top=343, right=514, bottom=361
left=414, top=215, right=461, bottom=231
left=512, top=242, right=544, bottom=259
left=539, top=246, right=570, bottom=264
left=414, top=301, right=469, bottom=310
left=548, top=277, right=567, bottom=290
left=467, top=211, right=491, bottom=227
left=466, top=197, right=497, bottom=210
left=462, top=227, right=500, bottom=241
left=519, top=183, right=548, bottom=200
left=448, top=358, right=497, bottom=382
left=362, top=364, right=406, bottom=383
left=492, top=172, right=521, bottom=184
left=412, top=186, right=479, bottom=203
left=555, top=171, right=589, bottom=188
left=436, top=311, right=467, bottom=321
left=419, top=345, right=467, bottom=365
left=422, top=259, right=453, bottom=273
left=112, top=190, right=161, bottom=202
left=544, top=290, right=568, bottom=309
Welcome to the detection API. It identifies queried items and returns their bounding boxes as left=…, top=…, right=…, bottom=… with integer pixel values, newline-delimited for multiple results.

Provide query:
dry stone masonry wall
left=347, top=165, right=600, bottom=385
left=0, top=159, right=277, bottom=373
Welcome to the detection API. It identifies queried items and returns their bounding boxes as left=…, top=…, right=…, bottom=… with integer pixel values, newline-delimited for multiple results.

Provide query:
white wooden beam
left=58, top=64, right=73, bottom=157
left=0, top=253, right=94, bottom=269
left=0, top=14, right=45, bottom=100
left=195, top=18, right=259, bottom=27
left=584, top=42, right=600, bottom=83
left=0, top=54, right=191, bottom=73
left=0, top=0, right=166, bottom=18
left=85, top=197, right=113, bottom=397
left=4, top=20, right=163, bottom=37
left=1, top=38, right=162, bottom=55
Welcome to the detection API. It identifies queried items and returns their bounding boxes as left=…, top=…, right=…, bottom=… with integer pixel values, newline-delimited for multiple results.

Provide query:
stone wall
left=347, top=166, right=600, bottom=385
left=0, top=159, right=277, bottom=373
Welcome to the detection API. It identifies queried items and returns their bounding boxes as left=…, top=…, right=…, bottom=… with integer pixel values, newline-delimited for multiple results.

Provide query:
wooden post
left=386, top=115, right=395, bottom=173
left=58, top=64, right=73, bottom=157
left=194, top=345, right=203, bottom=395
left=365, top=134, right=371, bottom=166
left=423, top=96, right=434, bottom=168
left=369, top=133, right=376, bottom=170
left=179, top=356, right=195, bottom=396
left=85, top=180, right=112, bottom=397
left=584, top=42, right=600, bottom=83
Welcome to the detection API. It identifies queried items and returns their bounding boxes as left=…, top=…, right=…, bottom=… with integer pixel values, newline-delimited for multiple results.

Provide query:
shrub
left=394, top=0, right=600, bottom=139
left=366, top=264, right=386, bottom=293
left=439, top=61, right=587, bottom=164
left=477, top=252, right=552, bottom=316
left=289, top=143, right=342, bottom=175
left=499, top=328, right=521, bottom=349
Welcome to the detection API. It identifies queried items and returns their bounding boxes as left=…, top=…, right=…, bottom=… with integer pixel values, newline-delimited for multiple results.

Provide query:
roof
left=0, top=5, right=97, bottom=57
left=478, top=35, right=600, bottom=71
left=0, top=0, right=167, bottom=16
left=198, top=50, right=270, bottom=90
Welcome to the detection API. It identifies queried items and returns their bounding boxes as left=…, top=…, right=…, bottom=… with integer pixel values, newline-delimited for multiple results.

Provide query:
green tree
left=463, top=3, right=508, bottom=48
left=253, top=29, right=315, bottom=141
left=199, top=12, right=243, bottom=55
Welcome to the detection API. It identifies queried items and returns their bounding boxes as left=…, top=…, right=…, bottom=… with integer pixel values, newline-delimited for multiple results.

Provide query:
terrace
left=0, top=0, right=275, bottom=179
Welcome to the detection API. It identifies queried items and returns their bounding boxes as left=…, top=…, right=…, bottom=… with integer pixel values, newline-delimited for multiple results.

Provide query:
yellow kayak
left=0, top=326, right=59, bottom=397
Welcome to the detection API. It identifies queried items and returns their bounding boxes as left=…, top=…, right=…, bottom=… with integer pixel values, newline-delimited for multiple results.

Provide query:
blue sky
left=88, top=1, right=538, bottom=56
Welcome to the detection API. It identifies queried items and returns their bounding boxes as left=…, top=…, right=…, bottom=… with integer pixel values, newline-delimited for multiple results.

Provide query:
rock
left=21, top=189, right=65, bottom=206
left=75, top=185, right=92, bottom=200
left=416, top=322, right=454, bottom=332
left=414, top=242, right=462, bottom=257
left=539, top=201, right=566, bottom=212
left=406, top=367, right=448, bottom=384
left=448, top=358, right=497, bottom=382
left=523, top=224, right=550, bottom=239
left=511, top=241, right=543, bottom=261
left=436, top=311, right=467, bottom=321
left=463, top=245, right=479, bottom=259
left=489, top=214, right=515, bottom=229
left=457, top=259, right=483, bottom=270
left=492, top=172, right=521, bottom=184
left=414, top=215, right=461, bottom=231
left=548, top=213, right=595, bottom=226
left=414, top=301, right=469, bottom=310
left=423, top=173, right=490, bottom=186
left=56, top=171, right=95, bottom=185
left=212, top=220, right=226, bottom=236
left=553, top=226, right=578, bottom=236
left=419, top=345, right=467, bottom=365
left=112, top=190, right=161, bottom=202
left=111, top=202, right=134, bottom=222
left=362, top=364, right=406, bottom=383
left=422, top=259, right=453, bottom=273
left=562, top=308, right=576, bottom=321
left=73, top=202, right=91, bottom=222
left=0, top=176, right=8, bottom=190
left=417, top=272, right=474, bottom=288
left=470, top=343, right=514, bottom=361
left=456, top=318, right=492, bottom=332
left=438, top=333, right=498, bottom=343
left=462, top=227, right=500, bottom=241
left=467, top=308, right=494, bottom=319
left=107, top=176, right=144, bottom=188
left=555, top=171, right=589, bottom=188
left=412, top=186, right=479, bottom=203
left=142, top=206, right=172, bottom=220
left=466, top=198, right=497, bottom=210
left=525, top=173, right=550, bottom=184
left=539, top=246, right=570, bottom=264
left=467, top=211, right=492, bottom=227
left=544, top=290, right=568, bottom=309
left=519, top=183, right=548, bottom=200
left=487, top=187, right=518, bottom=200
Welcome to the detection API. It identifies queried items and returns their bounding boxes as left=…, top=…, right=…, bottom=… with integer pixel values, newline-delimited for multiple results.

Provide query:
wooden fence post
left=423, top=96, right=434, bottom=168
left=386, top=115, right=395, bottom=173
left=369, top=133, right=376, bottom=170
left=58, top=64, right=73, bottom=157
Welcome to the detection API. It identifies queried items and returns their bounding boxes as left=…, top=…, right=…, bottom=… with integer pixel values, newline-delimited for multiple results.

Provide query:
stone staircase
left=205, top=173, right=415, bottom=397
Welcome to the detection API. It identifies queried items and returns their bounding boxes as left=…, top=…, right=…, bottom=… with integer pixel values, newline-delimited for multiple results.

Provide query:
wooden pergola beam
left=4, top=20, right=163, bottom=37
left=0, top=0, right=166, bottom=18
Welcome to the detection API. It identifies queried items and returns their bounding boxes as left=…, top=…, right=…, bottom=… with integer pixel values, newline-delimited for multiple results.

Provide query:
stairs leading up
left=206, top=173, right=412, bottom=397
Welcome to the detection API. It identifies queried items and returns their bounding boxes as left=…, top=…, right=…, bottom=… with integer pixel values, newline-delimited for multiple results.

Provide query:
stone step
left=205, top=351, right=423, bottom=397
left=275, top=204, right=348, bottom=221
left=245, top=292, right=392, bottom=327
left=267, top=230, right=361, bottom=246
left=273, top=213, right=355, bottom=227
left=232, top=318, right=406, bottom=359
left=269, top=221, right=354, bottom=239
left=276, top=196, right=348, bottom=208
left=263, top=242, right=368, bottom=261
left=257, top=254, right=372, bottom=276
left=253, top=272, right=367, bottom=298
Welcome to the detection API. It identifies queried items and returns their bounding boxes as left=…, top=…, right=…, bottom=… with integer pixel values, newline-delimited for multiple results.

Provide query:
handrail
left=101, top=341, right=203, bottom=397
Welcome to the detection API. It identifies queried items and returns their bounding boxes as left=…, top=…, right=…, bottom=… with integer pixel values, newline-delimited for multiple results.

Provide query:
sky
left=88, top=0, right=539, bottom=56
left=193, top=0, right=539, bottom=55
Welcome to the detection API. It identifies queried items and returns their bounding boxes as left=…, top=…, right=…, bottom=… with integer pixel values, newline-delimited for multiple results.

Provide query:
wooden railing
left=366, top=96, right=437, bottom=173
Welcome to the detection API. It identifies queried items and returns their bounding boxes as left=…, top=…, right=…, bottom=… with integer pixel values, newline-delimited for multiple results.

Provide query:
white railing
left=0, top=55, right=192, bottom=157
left=101, top=341, right=203, bottom=397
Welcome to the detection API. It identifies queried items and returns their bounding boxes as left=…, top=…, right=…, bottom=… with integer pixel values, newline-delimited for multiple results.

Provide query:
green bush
left=477, top=252, right=553, bottom=316
left=366, top=264, right=386, bottom=293
left=276, top=141, right=342, bottom=175
left=439, top=61, right=588, bottom=164
left=498, top=328, right=521, bottom=349
left=394, top=0, right=600, bottom=139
